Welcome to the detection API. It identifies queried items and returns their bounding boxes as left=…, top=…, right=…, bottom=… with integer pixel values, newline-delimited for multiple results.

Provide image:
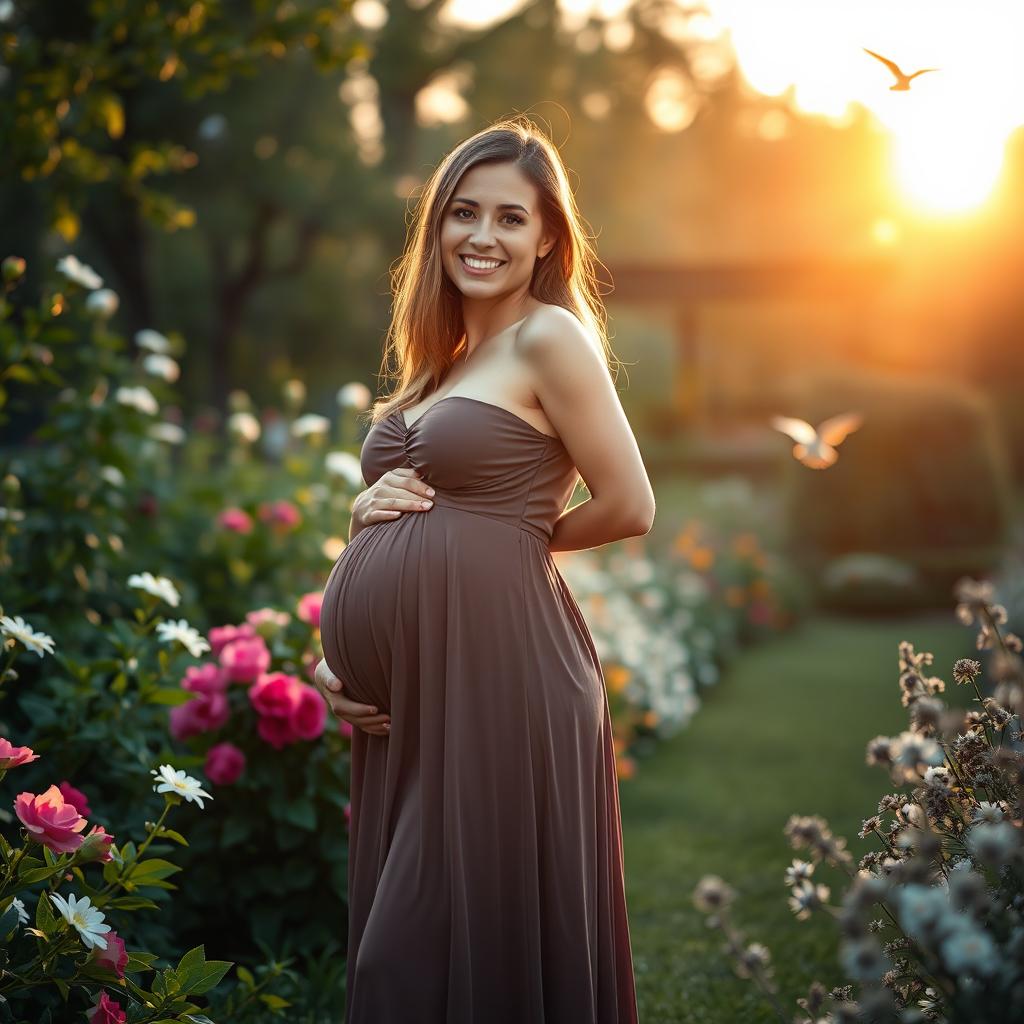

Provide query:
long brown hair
left=367, top=114, right=620, bottom=427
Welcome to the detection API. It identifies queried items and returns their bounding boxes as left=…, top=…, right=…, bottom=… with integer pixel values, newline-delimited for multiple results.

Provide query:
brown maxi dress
left=319, top=394, right=640, bottom=1024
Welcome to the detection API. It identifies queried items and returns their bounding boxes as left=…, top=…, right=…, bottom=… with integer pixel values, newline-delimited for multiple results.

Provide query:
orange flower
left=724, top=585, right=746, bottom=608
left=689, top=547, right=715, bottom=572
left=605, top=664, right=631, bottom=694
left=616, top=755, right=636, bottom=780
left=731, top=533, right=760, bottom=557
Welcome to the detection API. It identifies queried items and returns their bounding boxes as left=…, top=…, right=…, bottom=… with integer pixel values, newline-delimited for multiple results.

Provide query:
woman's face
left=439, top=161, right=555, bottom=298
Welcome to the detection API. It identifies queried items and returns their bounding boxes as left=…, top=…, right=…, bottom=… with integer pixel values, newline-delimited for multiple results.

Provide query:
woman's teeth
left=460, top=255, right=505, bottom=274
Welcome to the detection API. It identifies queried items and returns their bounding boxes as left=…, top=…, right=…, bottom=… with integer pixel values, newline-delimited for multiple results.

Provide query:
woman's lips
left=459, top=254, right=506, bottom=276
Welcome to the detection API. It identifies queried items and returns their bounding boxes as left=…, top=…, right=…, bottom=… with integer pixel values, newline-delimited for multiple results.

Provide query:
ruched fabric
left=319, top=396, right=639, bottom=1024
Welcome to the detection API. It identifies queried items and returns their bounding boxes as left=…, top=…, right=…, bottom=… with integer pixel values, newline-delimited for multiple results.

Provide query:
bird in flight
left=863, top=48, right=939, bottom=91
left=770, top=412, right=863, bottom=469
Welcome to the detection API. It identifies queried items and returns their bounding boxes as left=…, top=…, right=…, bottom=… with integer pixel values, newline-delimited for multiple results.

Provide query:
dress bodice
left=359, top=396, right=579, bottom=543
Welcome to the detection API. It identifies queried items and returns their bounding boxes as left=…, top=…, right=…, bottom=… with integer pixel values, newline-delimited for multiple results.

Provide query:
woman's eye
left=452, top=209, right=523, bottom=225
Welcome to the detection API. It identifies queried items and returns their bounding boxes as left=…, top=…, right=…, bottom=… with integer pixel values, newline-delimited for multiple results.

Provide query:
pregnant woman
left=315, top=115, right=655, bottom=1023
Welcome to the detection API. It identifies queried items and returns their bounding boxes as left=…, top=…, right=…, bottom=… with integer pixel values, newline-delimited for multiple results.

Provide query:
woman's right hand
left=313, top=657, right=391, bottom=737
left=351, top=467, right=435, bottom=529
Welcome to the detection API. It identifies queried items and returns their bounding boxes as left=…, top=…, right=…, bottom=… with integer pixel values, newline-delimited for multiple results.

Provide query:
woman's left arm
left=517, top=308, right=656, bottom=553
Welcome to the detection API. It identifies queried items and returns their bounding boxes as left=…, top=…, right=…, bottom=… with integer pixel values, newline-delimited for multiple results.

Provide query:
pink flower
left=91, top=930, right=128, bottom=978
left=79, top=824, right=116, bottom=864
left=338, top=717, right=353, bottom=739
left=296, top=591, right=322, bottom=629
left=0, top=738, right=39, bottom=770
left=57, top=780, right=92, bottom=817
left=219, top=635, right=270, bottom=683
left=257, top=714, right=299, bottom=749
left=208, top=623, right=256, bottom=658
left=89, top=991, right=126, bottom=1024
left=217, top=507, right=253, bottom=534
left=245, top=607, right=291, bottom=638
left=290, top=684, right=327, bottom=741
left=248, top=672, right=301, bottom=718
left=181, top=663, right=228, bottom=695
left=205, top=742, right=246, bottom=785
left=14, top=784, right=88, bottom=854
left=344, top=802, right=351, bottom=831
left=169, top=691, right=230, bottom=740
left=257, top=499, right=302, bottom=532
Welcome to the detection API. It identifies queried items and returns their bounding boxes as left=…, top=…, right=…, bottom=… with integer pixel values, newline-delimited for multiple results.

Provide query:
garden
left=2, top=3, right=1023, bottom=1022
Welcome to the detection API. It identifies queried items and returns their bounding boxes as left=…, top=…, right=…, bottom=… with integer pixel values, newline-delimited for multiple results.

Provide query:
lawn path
left=620, top=611, right=971, bottom=1023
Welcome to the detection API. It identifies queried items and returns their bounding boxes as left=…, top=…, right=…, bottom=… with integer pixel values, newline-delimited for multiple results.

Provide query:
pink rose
left=289, top=684, right=327, bottom=741
left=296, top=591, right=322, bottom=629
left=344, top=802, right=351, bottom=830
left=57, top=780, right=91, bottom=818
left=217, top=507, right=253, bottom=534
left=257, top=499, right=301, bottom=532
left=338, top=717, right=353, bottom=739
left=78, top=824, right=115, bottom=864
left=0, top=738, right=39, bottom=770
left=257, top=714, right=299, bottom=749
left=91, top=930, right=128, bottom=978
left=169, top=691, right=230, bottom=740
left=181, top=663, right=228, bottom=695
left=245, top=607, right=291, bottom=638
left=89, top=991, right=126, bottom=1024
left=208, top=623, right=256, bottom=657
left=15, top=784, right=88, bottom=854
left=205, top=742, right=246, bottom=785
left=248, top=672, right=301, bottom=718
left=219, top=635, right=270, bottom=682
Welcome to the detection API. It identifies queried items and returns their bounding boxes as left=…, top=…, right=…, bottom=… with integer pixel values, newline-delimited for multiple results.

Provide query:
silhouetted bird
left=770, top=412, right=863, bottom=469
left=863, top=48, right=938, bottom=90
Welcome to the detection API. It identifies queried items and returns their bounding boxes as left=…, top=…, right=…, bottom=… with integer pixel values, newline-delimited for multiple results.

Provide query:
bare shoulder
left=515, top=304, right=602, bottom=365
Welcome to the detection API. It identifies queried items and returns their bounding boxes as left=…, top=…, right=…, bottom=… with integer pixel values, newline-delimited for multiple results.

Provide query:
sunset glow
left=707, top=0, right=1024, bottom=214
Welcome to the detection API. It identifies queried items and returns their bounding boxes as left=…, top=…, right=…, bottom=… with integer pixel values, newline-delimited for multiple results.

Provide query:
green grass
left=620, top=611, right=974, bottom=1023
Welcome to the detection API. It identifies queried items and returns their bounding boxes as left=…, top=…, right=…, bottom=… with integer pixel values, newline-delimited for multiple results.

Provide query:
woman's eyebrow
left=451, top=196, right=530, bottom=214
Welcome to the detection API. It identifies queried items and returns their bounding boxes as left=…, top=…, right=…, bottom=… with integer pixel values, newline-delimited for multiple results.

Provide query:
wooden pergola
left=605, top=257, right=899, bottom=426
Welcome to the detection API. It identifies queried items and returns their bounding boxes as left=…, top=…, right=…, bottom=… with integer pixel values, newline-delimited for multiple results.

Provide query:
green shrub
left=780, top=368, right=1013, bottom=606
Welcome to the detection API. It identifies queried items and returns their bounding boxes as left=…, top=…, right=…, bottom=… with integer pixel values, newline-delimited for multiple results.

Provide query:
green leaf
left=130, top=858, right=182, bottom=881
left=153, top=827, right=189, bottom=847
left=258, top=993, right=292, bottom=1010
left=34, top=892, right=58, bottom=936
left=281, top=797, right=316, bottom=831
left=22, top=866, right=60, bottom=884
left=235, top=965, right=255, bottom=986
left=146, top=687, right=196, bottom=706
left=107, top=896, right=159, bottom=911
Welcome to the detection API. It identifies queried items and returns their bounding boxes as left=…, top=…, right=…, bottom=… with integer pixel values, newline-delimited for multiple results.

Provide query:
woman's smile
left=458, top=253, right=507, bottom=276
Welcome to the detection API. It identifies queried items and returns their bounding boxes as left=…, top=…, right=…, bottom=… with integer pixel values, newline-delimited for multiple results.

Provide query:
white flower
left=784, top=859, right=814, bottom=887
left=135, top=328, right=171, bottom=354
left=896, top=884, right=952, bottom=940
left=115, top=385, right=159, bottom=416
left=99, top=465, right=126, bottom=488
left=49, top=892, right=111, bottom=950
left=0, top=615, right=56, bottom=658
left=56, top=254, right=103, bottom=290
left=227, top=411, right=260, bottom=443
left=940, top=919, right=998, bottom=976
left=85, top=288, right=119, bottom=318
left=127, top=572, right=181, bottom=607
left=147, top=422, right=186, bottom=444
left=839, top=937, right=889, bottom=981
left=142, top=353, right=180, bottom=382
left=155, top=618, right=210, bottom=658
left=972, top=801, right=1006, bottom=824
left=291, top=413, right=330, bottom=438
left=197, top=113, right=226, bottom=141
left=336, top=382, right=371, bottom=409
left=893, top=730, right=944, bottom=771
left=151, top=763, right=213, bottom=808
left=0, top=506, right=25, bottom=522
left=966, top=821, right=1018, bottom=866
left=325, top=450, right=364, bottom=488
left=282, top=379, right=306, bottom=406
left=9, top=896, right=28, bottom=924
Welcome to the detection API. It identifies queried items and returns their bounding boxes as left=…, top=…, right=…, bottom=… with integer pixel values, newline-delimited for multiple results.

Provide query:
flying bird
left=863, top=48, right=939, bottom=91
left=770, top=412, right=864, bottom=470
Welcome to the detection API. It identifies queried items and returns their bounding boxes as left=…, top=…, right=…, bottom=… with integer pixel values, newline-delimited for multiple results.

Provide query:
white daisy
left=49, top=892, right=111, bottom=950
left=325, top=450, right=364, bottom=488
left=99, top=465, right=126, bottom=488
left=56, top=254, right=103, bottom=290
left=135, top=328, right=172, bottom=354
left=115, top=385, right=159, bottom=416
left=227, top=411, right=261, bottom=443
left=155, top=618, right=210, bottom=658
left=291, top=413, right=330, bottom=438
left=142, top=353, right=180, bottom=382
left=0, top=615, right=56, bottom=658
left=147, top=422, right=186, bottom=445
left=336, top=382, right=371, bottom=409
left=151, top=764, right=213, bottom=809
left=85, top=289, right=119, bottom=318
left=127, top=572, right=181, bottom=607
left=9, top=896, right=28, bottom=924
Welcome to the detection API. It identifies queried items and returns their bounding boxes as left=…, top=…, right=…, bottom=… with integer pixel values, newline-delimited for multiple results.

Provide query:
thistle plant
left=692, top=576, right=1024, bottom=1024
